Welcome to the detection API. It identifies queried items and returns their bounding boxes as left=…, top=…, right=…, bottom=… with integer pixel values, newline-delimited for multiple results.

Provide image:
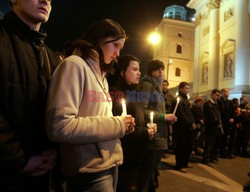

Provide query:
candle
left=173, top=97, right=180, bottom=115
left=150, top=112, right=154, bottom=125
left=121, top=99, right=127, bottom=116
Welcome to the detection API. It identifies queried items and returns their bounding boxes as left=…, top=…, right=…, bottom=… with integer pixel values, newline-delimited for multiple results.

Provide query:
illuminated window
left=175, top=67, right=181, bottom=77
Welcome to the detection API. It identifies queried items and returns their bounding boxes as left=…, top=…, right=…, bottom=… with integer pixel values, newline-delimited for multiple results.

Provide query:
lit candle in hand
left=150, top=112, right=154, bottom=125
left=173, top=97, right=180, bottom=115
left=121, top=99, right=127, bottom=116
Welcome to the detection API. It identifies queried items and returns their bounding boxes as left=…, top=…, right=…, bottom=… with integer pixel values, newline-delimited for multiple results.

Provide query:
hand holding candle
left=173, top=97, right=180, bottom=115
left=147, top=112, right=154, bottom=129
left=121, top=99, right=127, bottom=116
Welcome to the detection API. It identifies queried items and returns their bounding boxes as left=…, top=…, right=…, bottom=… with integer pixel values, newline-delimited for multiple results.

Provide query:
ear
left=120, top=71, right=124, bottom=77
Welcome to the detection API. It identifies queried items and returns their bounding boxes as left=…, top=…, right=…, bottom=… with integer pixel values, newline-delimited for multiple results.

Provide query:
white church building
left=187, top=0, right=250, bottom=99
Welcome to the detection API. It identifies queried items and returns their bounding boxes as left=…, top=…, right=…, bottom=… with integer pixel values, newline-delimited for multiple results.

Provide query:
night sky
left=0, top=0, right=194, bottom=73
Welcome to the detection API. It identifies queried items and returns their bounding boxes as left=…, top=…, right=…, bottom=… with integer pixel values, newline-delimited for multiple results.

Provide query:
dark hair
left=147, top=60, right=165, bottom=75
left=163, top=80, right=169, bottom=85
left=63, top=39, right=97, bottom=61
left=211, top=89, right=220, bottom=95
left=194, top=97, right=203, bottom=103
left=178, top=81, right=189, bottom=90
left=113, top=55, right=140, bottom=76
left=108, top=55, right=140, bottom=87
left=232, top=98, right=239, bottom=108
left=83, top=19, right=127, bottom=71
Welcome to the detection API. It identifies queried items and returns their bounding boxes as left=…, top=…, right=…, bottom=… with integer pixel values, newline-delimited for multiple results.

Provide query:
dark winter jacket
left=218, top=97, right=234, bottom=130
left=203, top=99, right=222, bottom=134
left=109, top=78, right=149, bottom=166
left=0, top=11, right=59, bottom=175
left=171, top=91, right=194, bottom=132
left=139, top=75, right=167, bottom=150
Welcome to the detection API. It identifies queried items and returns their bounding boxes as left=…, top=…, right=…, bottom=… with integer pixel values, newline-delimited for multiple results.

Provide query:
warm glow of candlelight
left=173, top=97, right=180, bottom=115
left=121, top=99, right=127, bottom=116
left=150, top=112, right=154, bottom=125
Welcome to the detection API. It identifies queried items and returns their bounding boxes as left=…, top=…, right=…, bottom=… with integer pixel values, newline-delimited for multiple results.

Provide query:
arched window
left=169, top=12, right=174, bottom=19
left=175, top=67, right=181, bottom=77
left=176, top=44, right=182, bottom=53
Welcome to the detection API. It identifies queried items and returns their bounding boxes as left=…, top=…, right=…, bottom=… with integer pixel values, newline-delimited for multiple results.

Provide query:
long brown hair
left=83, top=19, right=127, bottom=71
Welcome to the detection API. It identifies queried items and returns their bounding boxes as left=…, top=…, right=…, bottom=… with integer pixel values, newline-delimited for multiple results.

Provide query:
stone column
left=207, top=0, right=220, bottom=90
left=193, top=20, right=201, bottom=95
left=235, top=0, right=249, bottom=86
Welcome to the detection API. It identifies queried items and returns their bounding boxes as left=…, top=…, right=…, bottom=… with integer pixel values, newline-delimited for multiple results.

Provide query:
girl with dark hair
left=46, top=19, right=135, bottom=192
left=108, top=55, right=157, bottom=192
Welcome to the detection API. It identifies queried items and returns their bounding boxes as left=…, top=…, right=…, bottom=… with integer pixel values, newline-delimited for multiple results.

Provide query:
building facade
left=187, top=0, right=250, bottom=99
left=152, top=5, right=195, bottom=89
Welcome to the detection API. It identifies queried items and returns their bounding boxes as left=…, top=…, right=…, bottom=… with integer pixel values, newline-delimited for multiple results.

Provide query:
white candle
left=121, top=99, right=127, bottom=116
left=150, top=112, right=154, bottom=125
left=173, top=97, right=180, bottom=115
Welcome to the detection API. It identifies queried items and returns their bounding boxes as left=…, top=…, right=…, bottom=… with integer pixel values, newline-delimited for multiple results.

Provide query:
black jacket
left=0, top=11, right=59, bottom=174
left=218, top=97, right=234, bottom=129
left=203, top=99, right=222, bottom=134
left=109, top=78, right=149, bottom=166
left=172, top=92, right=194, bottom=132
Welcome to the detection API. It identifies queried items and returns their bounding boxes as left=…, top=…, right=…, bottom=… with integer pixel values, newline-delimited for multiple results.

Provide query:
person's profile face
left=212, top=92, right=221, bottom=101
left=162, top=82, right=169, bottom=91
left=123, top=60, right=141, bottom=85
left=99, top=37, right=125, bottom=64
left=180, top=85, right=190, bottom=95
left=151, top=68, right=164, bottom=79
left=222, top=89, right=229, bottom=97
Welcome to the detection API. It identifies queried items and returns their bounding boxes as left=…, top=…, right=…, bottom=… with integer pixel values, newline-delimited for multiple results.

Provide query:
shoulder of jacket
left=63, top=55, right=88, bottom=68
left=204, top=100, right=212, bottom=106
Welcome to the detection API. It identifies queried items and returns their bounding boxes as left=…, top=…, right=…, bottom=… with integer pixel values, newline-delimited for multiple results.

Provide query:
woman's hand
left=122, top=115, right=135, bottom=135
left=147, top=123, right=157, bottom=140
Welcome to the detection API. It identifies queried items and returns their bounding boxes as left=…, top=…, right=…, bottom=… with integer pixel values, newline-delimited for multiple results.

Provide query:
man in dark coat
left=171, top=82, right=194, bottom=173
left=202, top=89, right=222, bottom=166
left=0, top=0, right=60, bottom=191
left=218, top=88, right=234, bottom=158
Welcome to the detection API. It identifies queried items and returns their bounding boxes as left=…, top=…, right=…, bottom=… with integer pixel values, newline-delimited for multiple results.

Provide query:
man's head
left=10, top=0, right=52, bottom=31
left=194, top=97, right=203, bottom=106
left=178, top=81, right=189, bottom=95
left=221, top=88, right=230, bottom=98
left=147, top=60, right=165, bottom=79
left=240, top=96, right=249, bottom=105
left=162, top=80, right=169, bottom=92
left=211, top=89, right=221, bottom=102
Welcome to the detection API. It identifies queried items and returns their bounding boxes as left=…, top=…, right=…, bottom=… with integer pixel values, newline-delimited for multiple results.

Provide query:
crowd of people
left=169, top=88, right=250, bottom=170
left=0, top=1, right=249, bottom=192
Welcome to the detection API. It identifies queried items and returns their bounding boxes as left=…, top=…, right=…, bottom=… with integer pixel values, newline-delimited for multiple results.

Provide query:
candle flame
left=150, top=112, right=154, bottom=116
left=121, top=99, right=126, bottom=104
